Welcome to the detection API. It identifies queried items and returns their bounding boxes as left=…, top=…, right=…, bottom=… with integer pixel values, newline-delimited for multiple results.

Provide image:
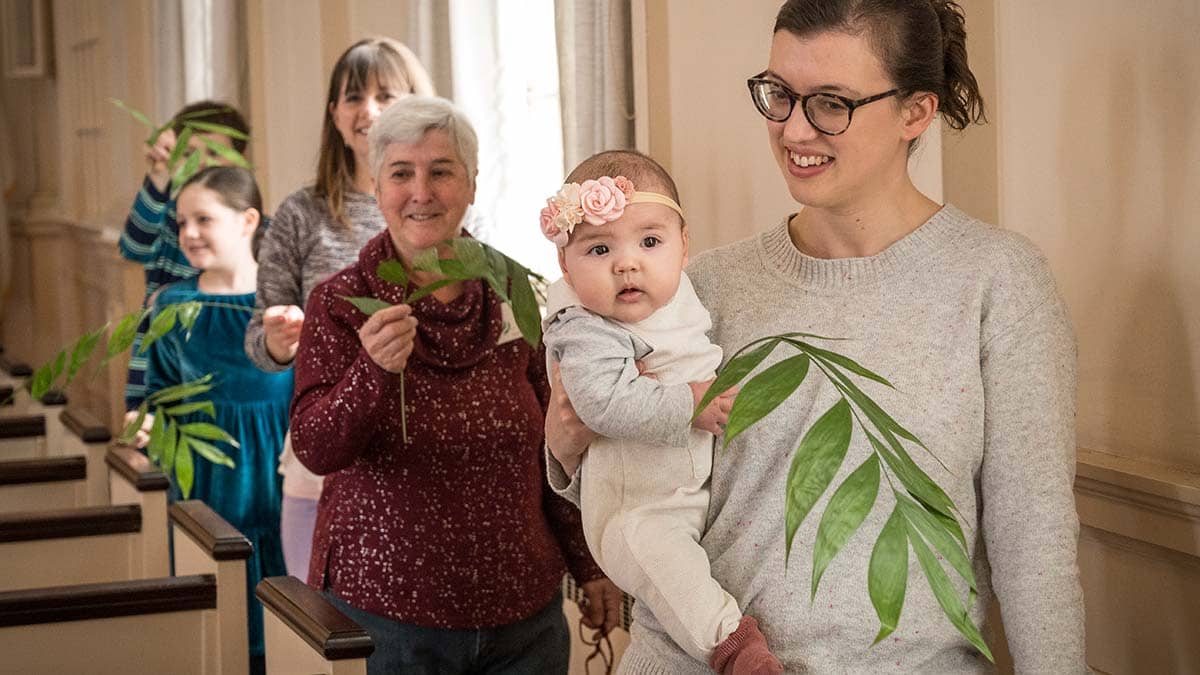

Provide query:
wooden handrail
left=0, top=456, right=86, bottom=486
left=0, top=574, right=216, bottom=627
left=104, top=446, right=169, bottom=492
left=256, top=576, right=374, bottom=660
left=0, top=415, right=45, bottom=440
left=0, top=504, right=141, bottom=543
left=60, top=408, right=111, bottom=444
left=170, top=501, right=252, bottom=561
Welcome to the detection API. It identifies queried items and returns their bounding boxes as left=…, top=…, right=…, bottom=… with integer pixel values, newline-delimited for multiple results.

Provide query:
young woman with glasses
left=547, top=1, right=1087, bottom=672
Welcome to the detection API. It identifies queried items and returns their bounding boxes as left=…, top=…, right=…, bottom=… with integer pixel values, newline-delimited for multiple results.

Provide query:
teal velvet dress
left=144, top=277, right=292, bottom=660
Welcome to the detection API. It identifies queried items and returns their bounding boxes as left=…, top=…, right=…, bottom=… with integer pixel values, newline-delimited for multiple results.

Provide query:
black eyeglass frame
left=746, top=73, right=901, bottom=136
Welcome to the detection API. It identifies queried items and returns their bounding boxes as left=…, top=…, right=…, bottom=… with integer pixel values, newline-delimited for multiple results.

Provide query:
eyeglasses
left=746, top=73, right=900, bottom=136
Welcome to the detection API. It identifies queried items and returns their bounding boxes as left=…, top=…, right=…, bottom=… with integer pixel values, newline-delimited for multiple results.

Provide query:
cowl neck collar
left=357, top=232, right=503, bottom=371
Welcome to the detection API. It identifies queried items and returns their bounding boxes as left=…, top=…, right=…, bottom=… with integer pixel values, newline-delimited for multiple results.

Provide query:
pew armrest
left=60, top=408, right=109, bottom=443
left=256, top=575, right=374, bottom=660
left=170, top=500, right=252, bottom=561
left=105, top=446, right=169, bottom=492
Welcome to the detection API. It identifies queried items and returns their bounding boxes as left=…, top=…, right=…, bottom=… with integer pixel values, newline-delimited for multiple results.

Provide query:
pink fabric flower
left=613, top=176, right=635, bottom=198
left=579, top=177, right=628, bottom=226
left=539, top=201, right=570, bottom=247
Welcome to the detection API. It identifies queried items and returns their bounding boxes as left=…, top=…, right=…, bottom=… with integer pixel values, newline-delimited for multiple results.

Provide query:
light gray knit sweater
left=554, top=205, right=1086, bottom=673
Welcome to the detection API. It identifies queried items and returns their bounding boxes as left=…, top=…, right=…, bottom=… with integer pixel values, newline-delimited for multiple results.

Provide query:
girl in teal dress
left=143, top=166, right=291, bottom=674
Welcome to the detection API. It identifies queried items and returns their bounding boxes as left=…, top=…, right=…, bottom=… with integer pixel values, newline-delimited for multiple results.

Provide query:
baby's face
left=559, top=201, right=688, bottom=324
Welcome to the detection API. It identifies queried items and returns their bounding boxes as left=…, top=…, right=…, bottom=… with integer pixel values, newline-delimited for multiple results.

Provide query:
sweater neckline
left=758, top=203, right=970, bottom=294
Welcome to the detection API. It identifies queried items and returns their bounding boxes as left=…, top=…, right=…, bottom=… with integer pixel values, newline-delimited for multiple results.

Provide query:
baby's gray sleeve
left=544, top=310, right=692, bottom=448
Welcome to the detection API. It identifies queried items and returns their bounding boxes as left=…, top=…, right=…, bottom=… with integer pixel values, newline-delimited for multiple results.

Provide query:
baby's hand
left=689, top=378, right=736, bottom=436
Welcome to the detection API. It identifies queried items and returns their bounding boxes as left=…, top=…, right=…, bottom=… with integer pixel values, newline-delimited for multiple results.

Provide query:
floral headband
left=539, top=175, right=684, bottom=248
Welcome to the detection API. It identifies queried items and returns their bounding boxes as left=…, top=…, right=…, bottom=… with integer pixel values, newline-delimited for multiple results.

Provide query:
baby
left=542, top=150, right=783, bottom=675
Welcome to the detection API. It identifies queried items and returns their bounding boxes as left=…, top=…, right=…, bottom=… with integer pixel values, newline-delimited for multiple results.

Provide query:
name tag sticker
left=497, top=302, right=523, bottom=345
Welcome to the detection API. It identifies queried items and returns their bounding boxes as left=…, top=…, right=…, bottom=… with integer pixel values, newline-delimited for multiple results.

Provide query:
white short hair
left=368, top=96, right=479, bottom=180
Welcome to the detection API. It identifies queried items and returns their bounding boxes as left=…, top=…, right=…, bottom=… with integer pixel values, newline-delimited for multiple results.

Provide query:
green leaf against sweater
left=340, top=295, right=393, bottom=316
left=507, top=257, right=542, bottom=347
left=908, top=518, right=994, bottom=662
left=784, top=398, right=852, bottom=563
left=724, top=353, right=810, bottom=447
left=377, top=260, right=408, bottom=286
left=694, top=337, right=781, bottom=420
left=868, top=505, right=908, bottom=643
left=811, top=454, right=880, bottom=599
left=896, top=492, right=974, bottom=590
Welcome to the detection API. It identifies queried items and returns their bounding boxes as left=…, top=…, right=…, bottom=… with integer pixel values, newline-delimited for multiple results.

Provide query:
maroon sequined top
left=291, top=231, right=602, bottom=628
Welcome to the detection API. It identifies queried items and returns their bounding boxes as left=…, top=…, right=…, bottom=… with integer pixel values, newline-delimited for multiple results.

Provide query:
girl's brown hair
left=773, top=0, right=985, bottom=131
left=315, top=37, right=435, bottom=227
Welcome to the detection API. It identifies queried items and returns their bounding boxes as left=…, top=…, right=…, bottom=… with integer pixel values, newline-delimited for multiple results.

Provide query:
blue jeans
left=325, top=591, right=569, bottom=675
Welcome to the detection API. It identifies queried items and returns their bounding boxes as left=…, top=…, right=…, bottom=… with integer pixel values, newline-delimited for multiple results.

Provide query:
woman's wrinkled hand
left=358, top=304, right=418, bottom=374
left=689, top=378, right=736, bottom=436
left=579, top=577, right=623, bottom=635
left=263, top=305, right=305, bottom=365
left=545, top=362, right=597, bottom=476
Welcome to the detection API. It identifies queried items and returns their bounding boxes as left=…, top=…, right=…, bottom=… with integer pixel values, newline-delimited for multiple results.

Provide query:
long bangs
left=335, top=45, right=414, bottom=100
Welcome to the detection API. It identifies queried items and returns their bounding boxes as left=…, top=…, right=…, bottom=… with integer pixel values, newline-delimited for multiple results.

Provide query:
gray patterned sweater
left=552, top=205, right=1086, bottom=674
left=245, top=188, right=387, bottom=373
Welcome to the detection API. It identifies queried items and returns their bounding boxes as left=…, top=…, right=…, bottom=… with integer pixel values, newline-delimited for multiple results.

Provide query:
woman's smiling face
left=764, top=29, right=914, bottom=210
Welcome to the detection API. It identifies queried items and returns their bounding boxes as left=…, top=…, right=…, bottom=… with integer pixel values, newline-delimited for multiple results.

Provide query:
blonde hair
left=315, top=37, right=435, bottom=227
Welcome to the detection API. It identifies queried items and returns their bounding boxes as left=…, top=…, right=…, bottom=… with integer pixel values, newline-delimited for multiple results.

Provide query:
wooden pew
left=0, top=500, right=252, bottom=674
left=0, top=447, right=170, bottom=590
left=0, top=455, right=87, bottom=512
left=0, top=413, right=46, bottom=459
left=257, top=576, right=373, bottom=675
left=0, top=409, right=114, bottom=512
left=0, top=392, right=69, bottom=460
left=172, top=500, right=253, bottom=675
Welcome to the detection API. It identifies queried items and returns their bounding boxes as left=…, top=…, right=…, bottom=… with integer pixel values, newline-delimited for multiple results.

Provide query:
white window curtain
left=444, top=0, right=566, bottom=279
left=153, top=0, right=244, bottom=120
left=405, top=0, right=634, bottom=279
left=554, top=0, right=635, bottom=171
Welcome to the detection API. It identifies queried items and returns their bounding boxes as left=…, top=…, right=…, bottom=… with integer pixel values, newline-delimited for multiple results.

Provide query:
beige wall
left=993, top=1, right=1199, bottom=474
left=632, top=0, right=943, bottom=255
left=943, top=2, right=1200, bottom=672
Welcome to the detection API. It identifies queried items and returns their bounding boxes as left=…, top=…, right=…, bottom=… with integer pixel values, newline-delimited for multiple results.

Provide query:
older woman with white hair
left=289, top=95, right=617, bottom=674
